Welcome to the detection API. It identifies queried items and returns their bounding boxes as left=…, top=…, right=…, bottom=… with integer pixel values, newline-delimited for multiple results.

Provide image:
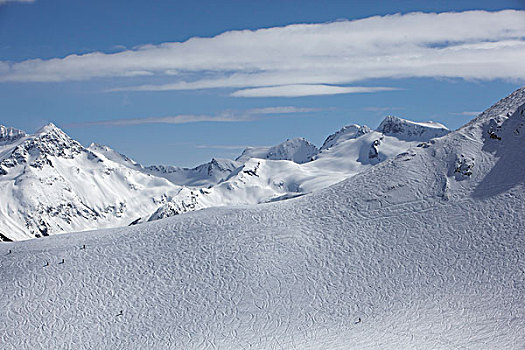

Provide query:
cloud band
left=1, top=10, right=524, bottom=98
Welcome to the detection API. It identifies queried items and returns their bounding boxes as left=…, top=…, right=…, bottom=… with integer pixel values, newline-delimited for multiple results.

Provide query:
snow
left=35, top=122, right=64, bottom=135
left=88, top=143, right=143, bottom=170
left=1, top=87, right=524, bottom=349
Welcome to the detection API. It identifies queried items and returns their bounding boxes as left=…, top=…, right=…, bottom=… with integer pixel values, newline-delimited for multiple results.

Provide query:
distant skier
left=7, top=249, right=11, bottom=255
left=355, top=317, right=361, bottom=324
left=80, top=244, right=86, bottom=250
left=58, top=258, right=64, bottom=264
left=116, top=310, right=123, bottom=317
left=43, top=261, right=49, bottom=267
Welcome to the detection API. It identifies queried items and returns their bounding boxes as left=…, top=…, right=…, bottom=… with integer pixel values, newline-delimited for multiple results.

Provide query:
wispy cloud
left=363, top=106, right=405, bottom=112
left=1, top=10, right=524, bottom=98
left=70, top=115, right=236, bottom=127
left=451, top=111, right=481, bottom=116
left=231, top=85, right=397, bottom=97
left=0, top=0, right=34, bottom=4
left=194, top=144, right=259, bottom=150
left=67, top=106, right=321, bottom=127
left=242, top=106, right=324, bottom=114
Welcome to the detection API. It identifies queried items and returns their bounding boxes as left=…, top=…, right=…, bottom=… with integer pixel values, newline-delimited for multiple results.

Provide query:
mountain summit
left=377, top=115, right=449, bottom=141
left=0, top=125, right=26, bottom=144
left=236, top=137, right=319, bottom=164
left=320, top=124, right=371, bottom=151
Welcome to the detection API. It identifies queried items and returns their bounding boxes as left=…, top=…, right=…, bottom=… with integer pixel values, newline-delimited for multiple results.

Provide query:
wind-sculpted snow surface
left=1, top=87, right=524, bottom=349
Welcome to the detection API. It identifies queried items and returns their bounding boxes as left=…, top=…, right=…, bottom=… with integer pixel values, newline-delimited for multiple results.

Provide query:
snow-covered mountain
left=0, top=124, right=185, bottom=240
left=88, top=142, right=241, bottom=187
left=377, top=115, right=450, bottom=140
left=319, top=124, right=371, bottom=150
left=1, top=87, right=523, bottom=349
left=151, top=116, right=450, bottom=220
left=144, top=158, right=242, bottom=187
left=0, top=125, right=26, bottom=144
left=0, top=114, right=450, bottom=240
left=236, top=137, right=319, bottom=164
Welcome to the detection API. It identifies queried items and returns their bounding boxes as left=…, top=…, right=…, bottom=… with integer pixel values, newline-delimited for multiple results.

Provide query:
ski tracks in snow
left=1, top=178, right=524, bottom=349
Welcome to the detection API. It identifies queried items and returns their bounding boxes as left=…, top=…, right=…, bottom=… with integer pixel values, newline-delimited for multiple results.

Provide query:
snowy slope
left=0, top=125, right=183, bottom=240
left=236, top=137, right=319, bottom=164
left=151, top=116, right=450, bottom=219
left=88, top=143, right=143, bottom=170
left=1, top=87, right=524, bottom=349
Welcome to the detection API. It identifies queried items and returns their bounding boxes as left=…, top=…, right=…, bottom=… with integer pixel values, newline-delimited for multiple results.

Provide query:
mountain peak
left=377, top=115, right=449, bottom=141
left=29, top=122, right=83, bottom=160
left=0, top=125, right=26, bottom=143
left=236, top=137, right=319, bottom=164
left=35, top=122, right=70, bottom=139
left=196, top=157, right=241, bottom=177
left=88, top=142, right=104, bottom=149
left=320, top=124, right=371, bottom=151
left=36, top=122, right=59, bottom=132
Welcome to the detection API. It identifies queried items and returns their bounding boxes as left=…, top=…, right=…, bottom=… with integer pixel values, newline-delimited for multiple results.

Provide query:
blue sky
left=1, top=0, right=524, bottom=167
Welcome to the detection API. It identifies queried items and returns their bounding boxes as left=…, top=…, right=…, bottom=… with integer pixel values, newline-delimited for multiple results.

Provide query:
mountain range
left=0, top=115, right=449, bottom=240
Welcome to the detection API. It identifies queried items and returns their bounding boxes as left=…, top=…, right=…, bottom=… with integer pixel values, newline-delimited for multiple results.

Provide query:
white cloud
left=244, top=106, right=324, bottom=113
left=231, top=85, right=397, bottom=97
left=68, top=106, right=319, bottom=127
left=452, top=111, right=481, bottom=116
left=71, top=115, right=237, bottom=127
left=0, top=0, right=34, bottom=4
left=363, top=106, right=405, bottom=112
left=194, top=144, right=258, bottom=150
left=1, top=10, right=525, bottom=98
